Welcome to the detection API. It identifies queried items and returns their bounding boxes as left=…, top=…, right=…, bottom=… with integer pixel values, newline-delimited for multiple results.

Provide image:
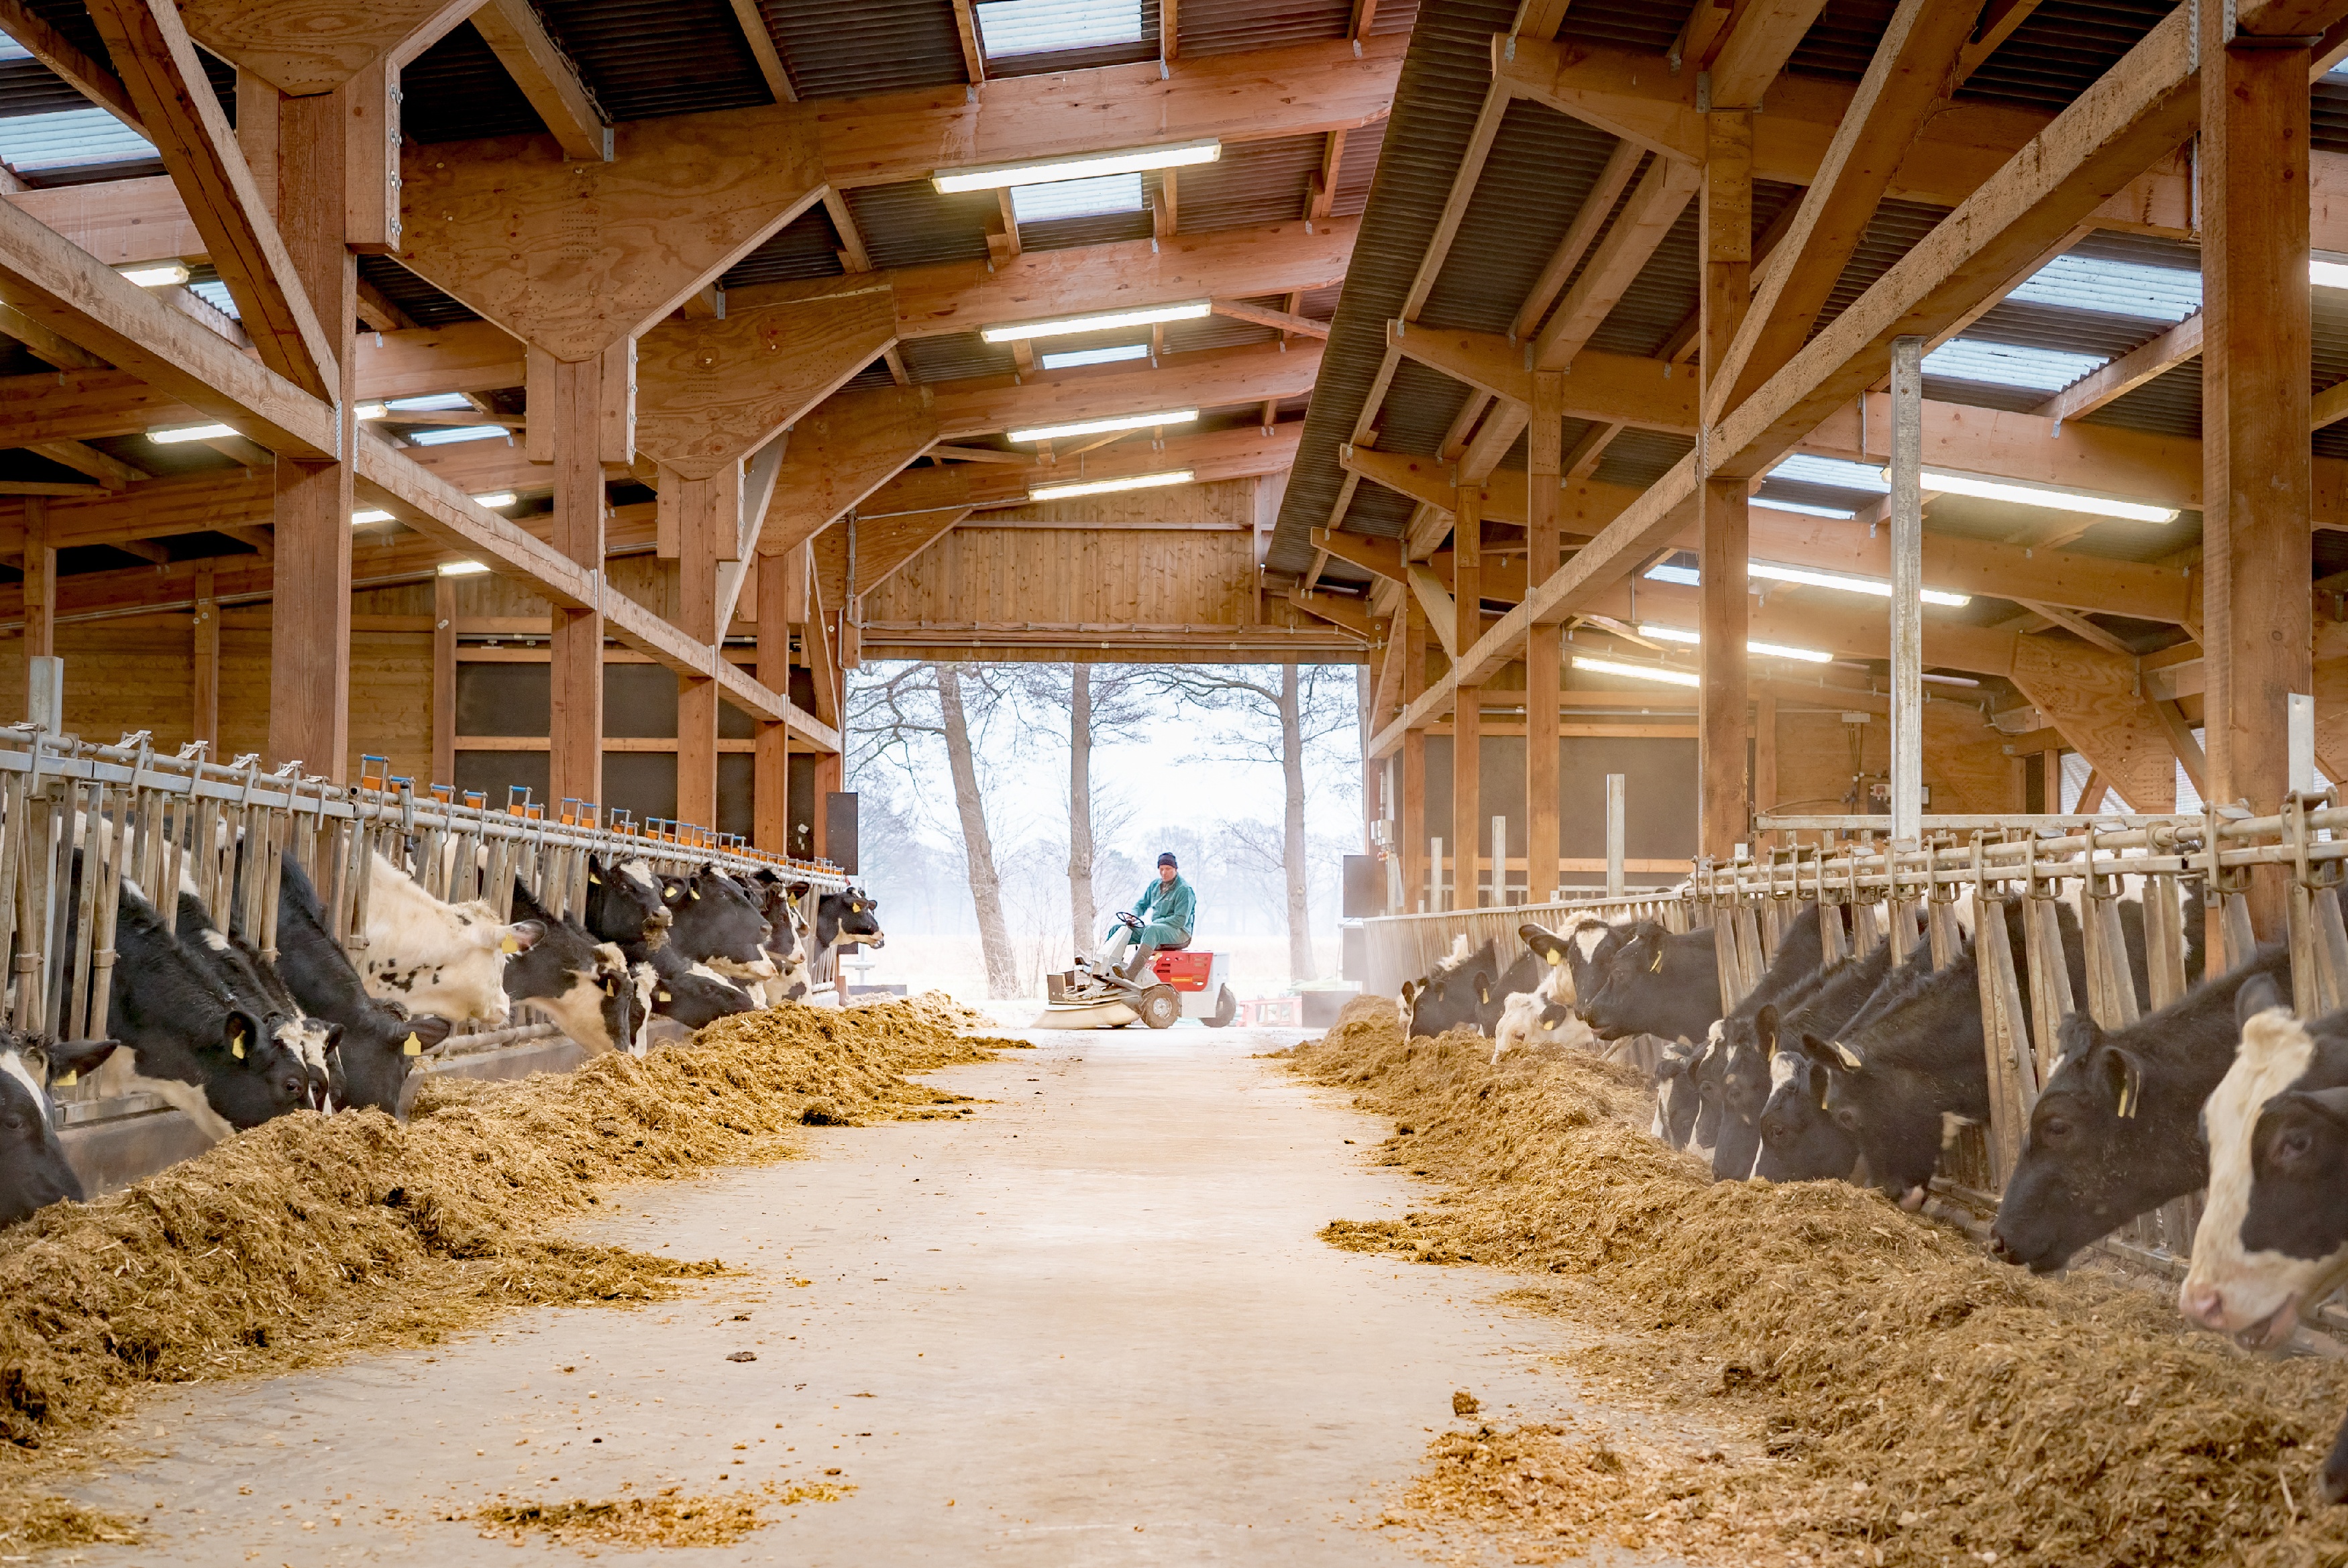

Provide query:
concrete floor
left=66, top=1024, right=1616, bottom=1565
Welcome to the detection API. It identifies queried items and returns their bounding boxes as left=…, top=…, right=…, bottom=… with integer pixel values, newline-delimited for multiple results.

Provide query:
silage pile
left=0, top=993, right=998, bottom=1551
left=1297, top=999, right=2348, bottom=1567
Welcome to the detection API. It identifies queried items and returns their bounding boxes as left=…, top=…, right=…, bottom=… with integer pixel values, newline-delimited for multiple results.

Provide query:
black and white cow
left=1990, top=942, right=2290, bottom=1274
left=2176, top=975, right=2348, bottom=1350
left=1490, top=915, right=1611, bottom=1062
left=269, top=854, right=453, bottom=1115
left=1650, top=1038, right=1705, bottom=1151
left=1399, top=936, right=1503, bottom=1038
left=360, top=853, right=544, bottom=1025
left=641, top=942, right=759, bottom=1031
left=586, top=855, right=674, bottom=955
left=745, top=873, right=812, bottom=1005
left=1522, top=917, right=1630, bottom=1013
left=106, top=882, right=311, bottom=1141
left=806, top=886, right=886, bottom=998
left=0, top=1033, right=95, bottom=1228
left=1752, top=1050, right=1859, bottom=1184
left=1577, top=922, right=1723, bottom=1046
left=1701, top=903, right=1835, bottom=1177
left=504, top=882, right=642, bottom=1055
left=176, top=889, right=337, bottom=1113
left=1725, top=938, right=1900, bottom=1178
left=659, top=868, right=775, bottom=986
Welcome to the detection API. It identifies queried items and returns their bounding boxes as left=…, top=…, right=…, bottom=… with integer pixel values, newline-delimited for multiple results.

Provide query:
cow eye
left=2282, top=1127, right=2316, bottom=1161
left=2039, top=1115, right=2070, bottom=1140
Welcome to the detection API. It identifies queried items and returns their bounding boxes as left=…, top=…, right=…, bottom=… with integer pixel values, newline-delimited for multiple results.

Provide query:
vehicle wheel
left=1202, top=983, right=1238, bottom=1028
left=1139, top=985, right=1182, bottom=1029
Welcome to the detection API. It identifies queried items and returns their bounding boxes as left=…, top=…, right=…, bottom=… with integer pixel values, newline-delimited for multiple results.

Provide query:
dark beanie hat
left=1157, top=852, right=1178, bottom=868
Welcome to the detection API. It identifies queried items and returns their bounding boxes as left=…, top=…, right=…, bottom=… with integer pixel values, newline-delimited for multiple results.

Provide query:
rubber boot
left=1119, top=944, right=1157, bottom=981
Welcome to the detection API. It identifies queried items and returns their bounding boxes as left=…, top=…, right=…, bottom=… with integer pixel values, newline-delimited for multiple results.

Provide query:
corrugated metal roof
left=1417, top=98, right=1627, bottom=335
left=1954, top=0, right=2181, bottom=114
left=402, top=22, right=547, bottom=143
left=1178, top=0, right=1352, bottom=55
left=1174, top=132, right=1324, bottom=231
left=1806, top=197, right=1946, bottom=343
left=0, top=107, right=152, bottom=174
left=757, top=0, right=969, bottom=97
left=1591, top=427, right=1690, bottom=492
left=839, top=359, right=900, bottom=392
left=357, top=256, right=482, bottom=329
left=1020, top=207, right=1157, bottom=251
left=0, top=57, right=89, bottom=120
left=1269, top=0, right=1516, bottom=573
left=843, top=180, right=998, bottom=270
left=1554, top=0, right=1693, bottom=57
left=1786, top=0, right=1896, bottom=81
left=900, top=333, right=1019, bottom=382
left=718, top=206, right=846, bottom=289
left=1368, top=0, right=1420, bottom=34
left=1330, top=117, right=1386, bottom=215
left=537, top=0, right=770, bottom=121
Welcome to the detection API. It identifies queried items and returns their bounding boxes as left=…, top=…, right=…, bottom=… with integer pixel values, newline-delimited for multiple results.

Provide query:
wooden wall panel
left=865, top=527, right=1257, bottom=628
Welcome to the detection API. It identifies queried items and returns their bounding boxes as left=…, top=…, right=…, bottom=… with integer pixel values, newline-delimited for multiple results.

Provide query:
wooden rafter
left=471, top=0, right=611, bottom=162
left=727, top=0, right=797, bottom=103
left=0, top=0, right=143, bottom=132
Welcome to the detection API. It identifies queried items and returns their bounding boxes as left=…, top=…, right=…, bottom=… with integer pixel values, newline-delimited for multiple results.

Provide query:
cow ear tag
left=590, top=873, right=600, bottom=884
left=1831, top=1040, right=1862, bottom=1070
left=1545, top=951, right=1562, bottom=966
left=690, top=888, right=701, bottom=900
left=403, top=1031, right=423, bottom=1056
left=1647, top=946, right=1664, bottom=973
left=53, top=1070, right=74, bottom=1087
left=231, top=1035, right=244, bottom=1059
left=658, top=989, right=672, bottom=1002
left=501, top=935, right=521, bottom=954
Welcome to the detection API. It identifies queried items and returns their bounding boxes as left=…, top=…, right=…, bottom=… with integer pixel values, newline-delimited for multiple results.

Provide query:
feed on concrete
left=466, top=1479, right=854, bottom=1548
left=1297, top=999, right=2348, bottom=1565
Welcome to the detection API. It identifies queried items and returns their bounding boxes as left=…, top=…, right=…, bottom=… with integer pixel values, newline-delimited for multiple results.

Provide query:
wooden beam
left=1401, top=89, right=1513, bottom=323
left=1705, top=0, right=1831, bottom=106
left=87, top=0, right=341, bottom=401
left=813, top=506, right=969, bottom=608
left=727, top=0, right=797, bottom=103
left=193, top=563, right=218, bottom=752
left=1452, top=481, right=1482, bottom=908
left=431, top=570, right=454, bottom=787
left=25, top=440, right=145, bottom=490
left=1707, top=9, right=2199, bottom=480
left=926, top=341, right=1321, bottom=441
left=356, top=275, right=415, bottom=333
left=759, top=385, right=941, bottom=557
left=2018, top=600, right=2131, bottom=655
left=1700, top=105, right=1752, bottom=860
left=1709, top=0, right=1981, bottom=420
left=0, top=0, right=142, bottom=131
left=472, top=0, right=611, bottom=162
left=1210, top=298, right=1330, bottom=338
left=675, top=469, right=727, bottom=828
left=949, top=0, right=987, bottom=82
left=2146, top=694, right=2206, bottom=797
left=1525, top=368, right=1562, bottom=900
left=1287, top=587, right=1378, bottom=639
left=176, top=0, right=474, bottom=97
left=1310, top=526, right=1404, bottom=581
left=1389, top=321, right=1695, bottom=431
left=1509, top=138, right=1643, bottom=343
left=753, top=548, right=793, bottom=848
left=2039, top=313, right=2201, bottom=425
left=1532, top=153, right=1699, bottom=370
left=20, top=498, right=51, bottom=669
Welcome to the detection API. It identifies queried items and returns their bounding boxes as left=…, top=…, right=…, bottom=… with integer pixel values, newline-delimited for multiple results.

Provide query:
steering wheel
left=1115, top=911, right=1143, bottom=930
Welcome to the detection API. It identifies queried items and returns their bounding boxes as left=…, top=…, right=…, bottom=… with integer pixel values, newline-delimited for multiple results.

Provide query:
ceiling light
left=2314, top=258, right=2348, bottom=290
left=1922, top=672, right=1981, bottom=687
left=1635, top=624, right=1833, bottom=663
left=146, top=422, right=237, bottom=444
left=1010, top=408, right=1197, bottom=443
left=117, top=261, right=190, bottom=288
left=1750, top=498, right=1857, bottom=520
left=1911, top=466, right=2179, bottom=523
left=1039, top=343, right=1153, bottom=370
left=352, top=508, right=394, bottom=525
left=983, top=300, right=1211, bottom=345
left=1748, top=560, right=1974, bottom=608
left=356, top=402, right=388, bottom=421
left=1028, top=469, right=1193, bottom=501
left=932, top=137, right=1220, bottom=194
left=1571, top=655, right=1699, bottom=689
left=438, top=561, right=490, bottom=577
left=470, top=491, right=517, bottom=508
left=409, top=425, right=510, bottom=447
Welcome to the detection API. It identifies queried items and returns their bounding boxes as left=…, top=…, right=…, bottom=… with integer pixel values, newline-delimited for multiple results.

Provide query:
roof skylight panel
left=2007, top=253, right=2201, bottom=322
left=1039, top=343, right=1151, bottom=369
left=189, top=279, right=238, bottom=319
left=974, top=0, right=1142, bottom=58
left=1922, top=337, right=2109, bottom=392
left=1009, top=171, right=1142, bottom=224
left=1768, top=454, right=1889, bottom=494
left=0, top=107, right=154, bottom=172
left=409, top=425, right=511, bottom=447
left=0, top=36, right=30, bottom=61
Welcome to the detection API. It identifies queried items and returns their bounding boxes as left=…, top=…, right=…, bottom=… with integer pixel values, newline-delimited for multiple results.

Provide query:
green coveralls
left=1126, top=874, right=1196, bottom=950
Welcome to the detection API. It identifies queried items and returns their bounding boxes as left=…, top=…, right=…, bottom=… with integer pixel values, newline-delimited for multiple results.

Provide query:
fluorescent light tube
left=2314, top=258, right=2348, bottom=290
left=356, top=402, right=388, bottom=421
left=1571, top=655, right=1699, bottom=689
left=438, top=561, right=490, bottom=577
left=1028, top=469, right=1193, bottom=501
left=1748, top=560, right=1974, bottom=608
left=1912, top=467, right=2178, bottom=524
left=1751, top=498, right=1856, bottom=520
left=470, top=491, right=517, bottom=508
left=118, top=261, right=190, bottom=287
left=1635, top=624, right=1833, bottom=663
left=1010, top=408, right=1197, bottom=443
left=352, top=508, right=394, bottom=525
left=146, top=422, right=235, bottom=444
left=933, top=137, right=1220, bottom=194
left=983, top=300, right=1210, bottom=344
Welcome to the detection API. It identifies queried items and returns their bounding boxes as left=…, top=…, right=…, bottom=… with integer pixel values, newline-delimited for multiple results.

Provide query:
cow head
left=586, top=856, right=672, bottom=952
left=663, top=867, right=772, bottom=967
left=1576, top=921, right=1670, bottom=1039
left=1753, top=1047, right=1859, bottom=1183
left=203, top=1007, right=314, bottom=1129
left=826, top=889, right=885, bottom=949
left=1650, top=1040, right=1703, bottom=1151
left=1717, top=1003, right=1785, bottom=1127
left=1402, top=938, right=1499, bottom=1038
left=504, top=883, right=641, bottom=1054
left=0, top=1036, right=90, bottom=1228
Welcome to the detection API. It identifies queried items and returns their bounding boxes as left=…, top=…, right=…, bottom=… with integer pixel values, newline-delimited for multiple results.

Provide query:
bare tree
left=1140, top=662, right=1358, bottom=982
left=1011, top=663, right=1150, bottom=960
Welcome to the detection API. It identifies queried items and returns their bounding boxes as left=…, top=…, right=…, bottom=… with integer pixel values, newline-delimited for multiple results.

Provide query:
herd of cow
left=0, top=842, right=884, bottom=1233
left=1401, top=891, right=2348, bottom=1503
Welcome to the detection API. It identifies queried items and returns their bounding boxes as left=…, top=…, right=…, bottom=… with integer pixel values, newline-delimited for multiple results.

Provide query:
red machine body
left=1151, top=952, right=1216, bottom=991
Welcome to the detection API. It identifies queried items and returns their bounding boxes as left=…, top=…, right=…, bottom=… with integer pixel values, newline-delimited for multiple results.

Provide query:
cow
left=1990, top=942, right=2290, bottom=1275
left=1399, top=936, right=1501, bottom=1038
left=0, top=1035, right=92, bottom=1229
left=504, top=881, right=643, bottom=1055
left=1521, top=916, right=1630, bottom=1010
left=1650, top=1038, right=1705, bottom=1151
left=751, top=877, right=813, bottom=1005
left=1721, top=938, right=1901, bottom=1180
left=1702, top=903, right=1837, bottom=1176
left=643, top=943, right=759, bottom=1029
left=176, top=889, right=338, bottom=1113
left=1752, top=1050, right=1859, bottom=1184
left=1577, top=922, right=1723, bottom=1046
left=585, top=855, right=674, bottom=954
left=1491, top=960, right=1594, bottom=1064
left=2176, top=975, right=2348, bottom=1351
left=359, top=853, right=544, bottom=1025
left=104, top=882, right=311, bottom=1142
left=804, top=886, right=886, bottom=1000
left=268, top=854, right=453, bottom=1115
left=659, top=868, right=775, bottom=985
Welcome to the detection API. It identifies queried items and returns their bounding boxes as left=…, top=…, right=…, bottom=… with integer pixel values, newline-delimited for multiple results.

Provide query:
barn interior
left=8, top=0, right=2348, bottom=1558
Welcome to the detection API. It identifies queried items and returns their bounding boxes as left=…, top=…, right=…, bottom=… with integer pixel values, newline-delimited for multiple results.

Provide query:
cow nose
left=2179, top=1282, right=2229, bottom=1329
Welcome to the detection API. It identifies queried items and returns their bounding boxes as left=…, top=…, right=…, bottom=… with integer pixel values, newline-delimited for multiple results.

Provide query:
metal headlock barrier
left=0, top=724, right=849, bottom=1148
left=1360, top=795, right=2348, bottom=1285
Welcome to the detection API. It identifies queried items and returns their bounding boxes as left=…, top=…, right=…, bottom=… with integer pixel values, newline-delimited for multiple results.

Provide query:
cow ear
left=1400, top=981, right=1424, bottom=1005
left=2237, top=972, right=2287, bottom=1028
left=44, top=1039, right=116, bottom=1088
left=221, top=1009, right=264, bottom=1061
left=500, top=919, right=546, bottom=954
left=321, top=1023, right=345, bottom=1057
left=1798, top=1031, right=1858, bottom=1073
left=1474, top=972, right=1492, bottom=1004
left=409, top=1015, right=456, bottom=1051
left=2099, top=1046, right=2147, bottom=1119
left=1754, top=1005, right=1780, bottom=1056
left=2056, top=1010, right=2103, bottom=1062
left=2275, top=1086, right=2348, bottom=1127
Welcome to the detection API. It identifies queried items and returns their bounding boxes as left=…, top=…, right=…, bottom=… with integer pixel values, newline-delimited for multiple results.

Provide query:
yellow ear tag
left=590, top=873, right=600, bottom=884
left=690, top=888, right=701, bottom=900
left=231, top=1036, right=244, bottom=1060
left=501, top=935, right=521, bottom=954
left=1831, top=1041, right=1862, bottom=1070
left=54, top=1070, right=74, bottom=1088
left=1545, top=951, right=1562, bottom=967
left=658, top=989, right=672, bottom=1002
left=403, top=1031, right=422, bottom=1056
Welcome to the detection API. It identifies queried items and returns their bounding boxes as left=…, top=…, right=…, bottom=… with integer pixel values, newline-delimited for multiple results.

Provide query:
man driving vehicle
left=1113, top=852, right=1195, bottom=978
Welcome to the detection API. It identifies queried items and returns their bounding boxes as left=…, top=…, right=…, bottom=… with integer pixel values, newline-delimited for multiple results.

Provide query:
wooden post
left=1889, top=333, right=1925, bottom=842
left=1753, top=692, right=1777, bottom=848
left=1698, top=107, right=1752, bottom=861
left=547, top=354, right=606, bottom=807
left=754, top=549, right=792, bottom=852
left=813, top=752, right=843, bottom=863
left=1526, top=370, right=1563, bottom=903
left=430, top=571, right=455, bottom=787
left=194, top=563, right=219, bottom=752
left=21, top=498, right=53, bottom=680
left=1401, top=592, right=1429, bottom=911
left=672, top=469, right=735, bottom=830
left=268, top=92, right=356, bottom=780
left=1452, top=483, right=1481, bottom=909
left=2201, top=14, right=2313, bottom=940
